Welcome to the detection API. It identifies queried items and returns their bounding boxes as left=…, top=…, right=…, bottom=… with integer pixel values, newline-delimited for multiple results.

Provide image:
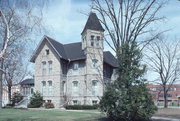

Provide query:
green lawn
left=0, top=109, right=106, bottom=121
left=0, top=108, right=173, bottom=121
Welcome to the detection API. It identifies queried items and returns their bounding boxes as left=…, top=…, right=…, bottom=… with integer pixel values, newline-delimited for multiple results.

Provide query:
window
left=42, top=81, right=46, bottom=96
left=31, top=88, right=34, bottom=94
left=96, top=36, right=100, bottom=47
left=92, top=80, right=98, bottom=96
left=42, top=61, right=46, bottom=75
left=46, top=49, right=49, bottom=55
left=73, top=100, right=78, bottom=105
left=73, top=62, right=79, bottom=70
left=48, top=61, right=52, bottom=74
left=48, top=81, right=52, bottom=96
left=91, top=35, right=94, bottom=46
left=62, top=81, right=66, bottom=95
left=92, top=59, right=98, bottom=68
left=72, top=81, right=78, bottom=96
left=92, top=100, right=98, bottom=105
left=151, top=88, right=156, bottom=92
left=47, top=100, right=52, bottom=103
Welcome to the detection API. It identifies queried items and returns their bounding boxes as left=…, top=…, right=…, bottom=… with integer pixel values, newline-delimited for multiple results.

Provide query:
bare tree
left=3, top=43, right=30, bottom=103
left=92, top=0, right=166, bottom=54
left=145, top=36, right=180, bottom=108
left=0, top=0, right=48, bottom=108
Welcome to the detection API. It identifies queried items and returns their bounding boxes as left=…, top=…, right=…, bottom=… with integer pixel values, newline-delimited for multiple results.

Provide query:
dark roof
left=21, top=79, right=34, bottom=85
left=103, top=51, right=119, bottom=67
left=48, top=36, right=118, bottom=67
left=81, top=12, right=104, bottom=34
left=47, top=36, right=86, bottom=61
left=30, top=36, right=118, bottom=67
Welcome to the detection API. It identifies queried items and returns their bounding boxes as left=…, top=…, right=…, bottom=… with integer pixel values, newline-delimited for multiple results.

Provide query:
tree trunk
left=0, top=60, right=3, bottom=109
left=8, top=85, right=11, bottom=104
left=163, top=86, right=168, bottom=108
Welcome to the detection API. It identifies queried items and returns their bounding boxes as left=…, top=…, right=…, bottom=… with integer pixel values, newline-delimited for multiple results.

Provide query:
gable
left=30, top=35, right=118, bottom=68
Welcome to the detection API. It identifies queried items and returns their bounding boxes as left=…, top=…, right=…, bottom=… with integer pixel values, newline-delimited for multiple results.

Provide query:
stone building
left=30, top=12, right=118, bottom=108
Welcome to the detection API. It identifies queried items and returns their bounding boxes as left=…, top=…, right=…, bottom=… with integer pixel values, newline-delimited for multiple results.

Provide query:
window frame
left=48, top=61, right=53, bottom=75
left=42, top=61, right=46, bottom=75
left=73, top=62, right=79, bottom=70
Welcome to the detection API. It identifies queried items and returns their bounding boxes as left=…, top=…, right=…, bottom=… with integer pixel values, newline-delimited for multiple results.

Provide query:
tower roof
left=81, top=12, right=105, bottom=34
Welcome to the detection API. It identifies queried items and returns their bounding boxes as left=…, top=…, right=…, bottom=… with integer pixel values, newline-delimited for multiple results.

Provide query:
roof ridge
left=45, top=35, right=64, bottom=45
left=63, top=42, right=81, bottom=45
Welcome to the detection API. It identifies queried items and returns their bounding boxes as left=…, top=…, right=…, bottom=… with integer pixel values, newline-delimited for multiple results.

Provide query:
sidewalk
left=152, top=116, right=180, bottom=121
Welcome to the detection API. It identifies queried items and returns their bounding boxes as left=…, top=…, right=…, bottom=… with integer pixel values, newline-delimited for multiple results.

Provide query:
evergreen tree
left=100, top=41, right=157, bottom=121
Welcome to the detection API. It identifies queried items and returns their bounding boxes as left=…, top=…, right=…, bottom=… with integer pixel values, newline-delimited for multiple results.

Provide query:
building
left=20, top=79, right=34, bottom=98
left=2, top=84, right=21, bottom=106
left=30, top=12, right=118, bottom=108
left=147, top=84, right=180, bottom=106
left=2, top=79, right=34, bottom=107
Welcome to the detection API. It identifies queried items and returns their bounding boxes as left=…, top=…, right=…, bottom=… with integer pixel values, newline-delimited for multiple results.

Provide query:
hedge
left=64, top=104, right=99, bottom=110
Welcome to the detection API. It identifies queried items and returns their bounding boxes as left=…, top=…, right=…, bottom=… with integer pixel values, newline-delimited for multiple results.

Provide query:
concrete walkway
left=152, top=116, right=180, bottom=121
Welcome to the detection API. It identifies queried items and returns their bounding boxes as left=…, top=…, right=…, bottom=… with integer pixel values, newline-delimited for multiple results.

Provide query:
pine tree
left=100, top=41, right=157, bottom=121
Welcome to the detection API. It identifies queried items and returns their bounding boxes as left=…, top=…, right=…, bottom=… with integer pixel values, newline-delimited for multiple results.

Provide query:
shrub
left=27, top=91, right=43, bottom=108
left=64, top=105, right=99, bottom=110
left=11, top=92, right=23, bottom=106
left=44, top=102, right=54, bottom=109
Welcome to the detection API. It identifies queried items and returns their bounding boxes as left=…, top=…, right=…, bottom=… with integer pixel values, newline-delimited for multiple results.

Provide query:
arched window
left=42, top=81, right=46, bottom=96
left=90, top=35, right=94, bottom=46
left=92, top=59, right=98, bottom=68
left=42, top=61, right=46, bottom=75
left=48, top=61, right=53, bottom=74
left=62, top=81, right=66, bottom=95
left=48, top=80, right=52, bottom=96
left=92, top=80, right=98, bottom=96
left=96, top=36, right=100, bottom=47
left=72, top=81, right=78, bottom=96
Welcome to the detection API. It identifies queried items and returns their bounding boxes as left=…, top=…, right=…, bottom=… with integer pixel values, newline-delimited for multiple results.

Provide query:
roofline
left=30, top=35, right=63, bottom=63
left=29, top=35, right=47, bottom=63
left=81, top=28, right=105, bottom=35
left=46, top=36, right=63, bottom=58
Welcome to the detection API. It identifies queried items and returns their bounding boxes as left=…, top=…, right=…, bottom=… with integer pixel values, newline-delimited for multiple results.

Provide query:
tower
left=81, top=12, right=105, bottom=104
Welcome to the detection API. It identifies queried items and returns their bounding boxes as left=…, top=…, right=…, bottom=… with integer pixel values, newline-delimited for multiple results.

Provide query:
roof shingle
left=81, top=12, right=105, bottom=34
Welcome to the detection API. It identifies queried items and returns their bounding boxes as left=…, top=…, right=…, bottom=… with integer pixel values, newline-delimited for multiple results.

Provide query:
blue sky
left=31, top=0, right=180, bottom=80
left=38, top=0, right=180, bottom=48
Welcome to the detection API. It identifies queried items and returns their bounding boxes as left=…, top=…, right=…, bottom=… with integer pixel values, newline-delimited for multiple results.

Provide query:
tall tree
left=92, top=0, right=165, bottom=54
left=0, top=0, right=47, bottom=108
left=100, top=41, right=157, bottom=121
left=145, top=36, right=180, bottom=108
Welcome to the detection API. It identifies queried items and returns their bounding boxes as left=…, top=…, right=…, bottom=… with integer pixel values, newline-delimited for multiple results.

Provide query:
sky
left=31, top=0, right=180, bottom=81
left=38, top=0, right=180, bottom=48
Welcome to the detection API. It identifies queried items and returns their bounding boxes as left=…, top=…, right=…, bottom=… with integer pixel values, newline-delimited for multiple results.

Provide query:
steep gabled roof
left=30, top=36, right=118, bottom=68
left=81, top=12, right=104, bottom=34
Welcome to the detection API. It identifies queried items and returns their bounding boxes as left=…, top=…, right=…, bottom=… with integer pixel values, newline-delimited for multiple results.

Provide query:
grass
left=0, top=108, right=179, bottom=121
left=0, top=109, right=105, bottom=121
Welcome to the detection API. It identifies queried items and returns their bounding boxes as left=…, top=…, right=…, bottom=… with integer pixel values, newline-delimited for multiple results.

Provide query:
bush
left=27, top=91, right=43, bottom=108
left=100, top=82, right=157, bottom=121
left=64, top=105, right=99, bottom=110
left=44, top=102, right=54, bottom=109
left=11, top=92, right=23, bottom=106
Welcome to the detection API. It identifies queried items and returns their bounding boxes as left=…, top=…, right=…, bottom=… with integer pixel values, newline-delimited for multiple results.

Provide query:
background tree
left=92, top=0, right=166, bottom=54
left=3, top=42, right=29, bottom=103
left=0, top=0, right=48, bottom=108
left=145, top=36, right=180, bottom=108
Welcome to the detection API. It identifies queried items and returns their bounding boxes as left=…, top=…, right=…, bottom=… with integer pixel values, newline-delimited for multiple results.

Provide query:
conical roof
left=81, top=12, right=104, bottom=34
